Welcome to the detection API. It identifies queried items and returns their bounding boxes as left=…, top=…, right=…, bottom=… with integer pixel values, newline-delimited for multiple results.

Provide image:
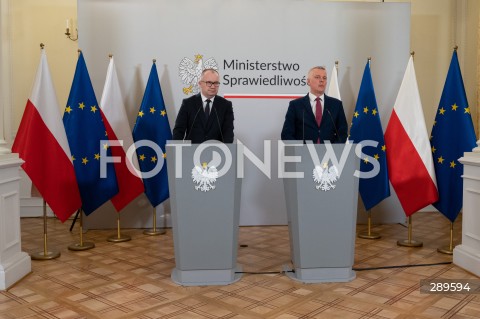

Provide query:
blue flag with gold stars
left=349, top=60, right=390, bottom=210
left=132, top=62, right=172, bottom=207
left=431, top=51, right=477, bottom=223
left=63, top=52, right=118, bottom=215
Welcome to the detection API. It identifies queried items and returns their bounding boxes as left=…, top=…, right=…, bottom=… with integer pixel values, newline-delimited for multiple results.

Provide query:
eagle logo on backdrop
left=179, top=54, right=218, bottom=95
left=313, top=163, right=339, bottom=191
left=192, top=163, right=218, bottom=192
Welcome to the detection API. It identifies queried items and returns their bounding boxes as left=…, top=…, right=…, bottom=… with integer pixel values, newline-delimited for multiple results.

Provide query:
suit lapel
left=195, top=94, right=207, bottom=126
left=302, top=95, right=316, bottom=126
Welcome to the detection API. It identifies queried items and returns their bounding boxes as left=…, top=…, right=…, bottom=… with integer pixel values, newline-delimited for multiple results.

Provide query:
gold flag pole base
left=397, top=216, right=423, bottom=247
left=144, top=207, right=166, bottom=236
left=107, top=213, right=131, bottom=242
left=107, top=234, right=131, bottom=242
left=397, top=239, right=423, bottom=247
left=358, top=210, right=381, bottom=239
left=68, top=242, right=95, bottom=251
left=358, top=232, right=381, bottom=240
left=68, top=209, right=95, bottom=251
left=31, top=200, right=61, bottom=260
left=437, top=247, right=453, bottom=255
left=437, top=222, right=454, bottom=255
left=31, top=250, right=61, bottom=260
left=143, top=229, right=165, bottom=236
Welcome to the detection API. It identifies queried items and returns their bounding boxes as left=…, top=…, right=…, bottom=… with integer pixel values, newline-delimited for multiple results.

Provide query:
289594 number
left=420, top=279, right=480, bottom=294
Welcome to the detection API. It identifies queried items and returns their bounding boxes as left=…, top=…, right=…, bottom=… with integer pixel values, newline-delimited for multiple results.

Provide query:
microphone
left=185, top=105, right=202, bottom=142
left=326, top=107, right=340, bottom=143
left=213, top=105, right=225, bottom=143
left=302, top=108, right=305, bottom=144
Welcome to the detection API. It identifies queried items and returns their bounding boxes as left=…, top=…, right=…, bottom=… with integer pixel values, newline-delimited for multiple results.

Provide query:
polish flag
left=100, top=56, right=144, bottom=211
left=385, top=56, right=438, bottom=216
left=12, top=48, right=81, bottom=222
left=327, top=63, right=341, bottom=100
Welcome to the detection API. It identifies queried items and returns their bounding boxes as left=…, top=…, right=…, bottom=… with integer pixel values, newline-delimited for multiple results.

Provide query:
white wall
left=78, top=0, right=410, bottom=226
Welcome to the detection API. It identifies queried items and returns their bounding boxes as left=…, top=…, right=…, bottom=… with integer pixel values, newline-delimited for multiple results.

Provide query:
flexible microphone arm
left=213, top=105, right=224, bottom=143
left=326, top=107, right=340, bottom=143
left=185, top=105, right=202, bottom=142
left=302, top=108, right=305, bottom=144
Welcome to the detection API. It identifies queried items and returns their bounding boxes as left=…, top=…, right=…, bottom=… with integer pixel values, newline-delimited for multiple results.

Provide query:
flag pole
left=437, top=45, right=458, bottom=255
left=142, top=57, right=167, bottom=237
left=107, top=213, right=131, bottom=242
left=392, top=55, right=418, bottom=248
left=437, top=222, right=454, bottom=255
left=358, top=210, right=381, bottom=239
left=144, top=206, right=166, bottom=236
left=357, top=56, right=380, bottom=240
left=397, top=216, right=423, bottom=247
left=31, top=200, right=61, bottom=260
left=68, top=209, right=95, bottom=251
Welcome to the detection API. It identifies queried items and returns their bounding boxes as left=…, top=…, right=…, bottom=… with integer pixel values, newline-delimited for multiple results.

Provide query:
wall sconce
left=65, top=19, right=78, bottom=41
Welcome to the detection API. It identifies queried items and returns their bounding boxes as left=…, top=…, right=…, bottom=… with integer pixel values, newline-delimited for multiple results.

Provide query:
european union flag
left=350, top=60, right=390, bottom=210
left=63, top=52, right=118, bottom=215
left=132, top=62, right=172, bottom=207
left=431, top=51, right=477, bottom=223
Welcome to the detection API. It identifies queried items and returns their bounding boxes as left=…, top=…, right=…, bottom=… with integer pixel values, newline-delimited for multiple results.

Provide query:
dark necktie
left=315, top=97, right=322, bottom=144
left=315, top=97, right=322, bottom=126
left=205, top=99, right=211, bottom=118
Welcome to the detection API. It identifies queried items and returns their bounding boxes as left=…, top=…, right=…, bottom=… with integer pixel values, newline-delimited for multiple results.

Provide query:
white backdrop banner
left=78, top=0, right=410, bottom=227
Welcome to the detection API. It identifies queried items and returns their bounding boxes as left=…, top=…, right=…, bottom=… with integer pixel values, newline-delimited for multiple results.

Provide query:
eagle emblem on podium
left=179, top=54, right=218, bottom=95
left=313, top=163, right=339, bottom=191
left=192, top=163, right=218, bottom=192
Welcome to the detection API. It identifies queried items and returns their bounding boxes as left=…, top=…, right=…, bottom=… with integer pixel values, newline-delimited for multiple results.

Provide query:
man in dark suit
left=281, top=66, right=348, bottom=143
left=172, top=69, right=234, bottom=143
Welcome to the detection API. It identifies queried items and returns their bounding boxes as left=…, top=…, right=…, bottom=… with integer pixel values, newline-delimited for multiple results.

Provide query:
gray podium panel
left=283, top=142, right=359, bottom=283
left=166, top=142, right=242, bottom=286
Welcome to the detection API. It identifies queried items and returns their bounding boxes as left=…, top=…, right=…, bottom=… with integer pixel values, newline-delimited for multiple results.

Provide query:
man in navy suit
left=173, top=69, right=234, bottom=143
left=281, top=66, right=348, bottom=143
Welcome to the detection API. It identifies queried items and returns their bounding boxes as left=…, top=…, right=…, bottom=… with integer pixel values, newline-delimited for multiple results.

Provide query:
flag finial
left=153, top=59, right=156, bottom=63
left=454, top=45, right=458, bottom=51
left=109, top=54, right=113, bottom=59
left=410, top=51, right=415, bottom=56
left=40, top=43, right=45, bottom=49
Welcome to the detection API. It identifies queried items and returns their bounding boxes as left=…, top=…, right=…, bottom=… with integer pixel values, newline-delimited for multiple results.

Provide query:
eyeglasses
left=201, top=81, right=221, bottom=87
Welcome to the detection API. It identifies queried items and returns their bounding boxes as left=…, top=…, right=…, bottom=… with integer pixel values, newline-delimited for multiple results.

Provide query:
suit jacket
left=281, top=94, right=348, bottom=143
left=172, top=94, right=234, bottom=143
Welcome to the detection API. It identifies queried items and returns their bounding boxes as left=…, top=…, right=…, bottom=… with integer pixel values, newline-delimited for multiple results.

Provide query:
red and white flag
left=385, top=56, right=438, bottom=216
left=100, top=56, right=144, bottom=211
left=12, top=48, right=81, bottom=222
left=327, top=63, right=341, bottom=100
